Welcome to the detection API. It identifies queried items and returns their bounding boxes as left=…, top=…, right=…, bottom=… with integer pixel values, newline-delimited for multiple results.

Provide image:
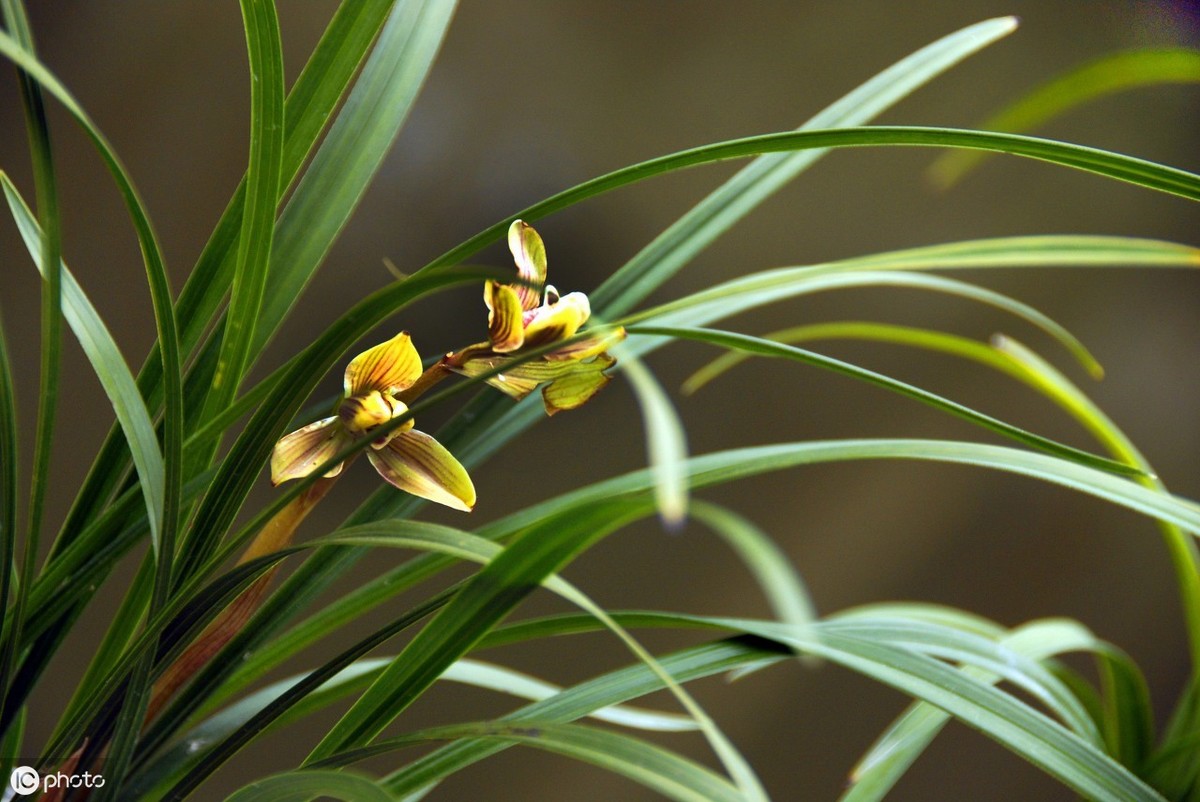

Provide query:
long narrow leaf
left=931, top=48, right=1200, bottom=187
left=57, top=0, right=396, bottom=551
left=201, top=0, right=285, bottom=422
left=572, top=16, right=1022, bottom=316
left=630, top=324, right=1135, bottom=476
left=683, top=321, right=1032, bottom=395
left=689, top=501, right=817, bottom=639
left=321, top=721, right=743, bottom=802
left=613, top=345, right=690, bottom=526
left=0, top=0, right=62, bottom=740
left=251, top=0, right=457, bottom=353
left=225, top=770, right=394, bottom=802
left=305, top=501, right=653, bottom=759
left=1, top=174, right=166, bottom=707
left=0, top=310, right=18, bottom=734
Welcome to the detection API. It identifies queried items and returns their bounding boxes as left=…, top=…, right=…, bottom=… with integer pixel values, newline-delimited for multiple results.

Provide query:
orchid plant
left=1, top=2, right=1199, bottom=801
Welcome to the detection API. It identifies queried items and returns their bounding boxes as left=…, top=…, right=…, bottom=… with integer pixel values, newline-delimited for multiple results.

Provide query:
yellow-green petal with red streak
left=507, top=219, right=547, bottom=311
left=523, top=292, right=591, bottom=348
left=367, top=429, right=477, bottom=511
left=485, top=280, right=526, bottom=353
left=270, top=417, right=351, bottom=485
left=343, top=331, right=422, bottom=397
left=544, top=327, right=626, bottom=361
left=542, top=353, right=617, bottom=415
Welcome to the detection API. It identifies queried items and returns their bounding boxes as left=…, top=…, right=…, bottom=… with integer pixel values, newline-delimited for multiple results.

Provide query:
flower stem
left=144, top=475, right=338, bottom=724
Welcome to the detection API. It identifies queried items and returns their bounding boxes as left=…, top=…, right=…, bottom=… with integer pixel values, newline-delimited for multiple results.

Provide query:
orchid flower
left=270, top=332, right=476, bottom=511
left=446, top=220, right=625, bottom=415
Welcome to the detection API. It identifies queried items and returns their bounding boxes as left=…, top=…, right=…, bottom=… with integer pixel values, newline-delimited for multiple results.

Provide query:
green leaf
left=201, top=0, right=285, bottom=422
left=630, top=324, right=1136, bottom=477
left=57, top=0, right=396, bottom=551
left=251, top=0, right=458, bottom=353
left=689, top=500, right=817, bottom=641
left=174, top=265, right=494, bottom=585
left=225, top=770, right=394, bottom=802
left=576, top=15, right=1022, bottom=316
left=992, top=336, right=1200, bottom=668
left=105, top=2, right=288, bottom=788
left=683, top=321, right=1034, bottom=395
left=296, top=506, right=773, bottom=802
left=486, top=439, right=1200, bottom=545
left=426, top=128, right=1200, bottom=281
left=931, top=48, right=1200, bottom=187
left=380, top=608, right=1161, bottom=801
left=830, top=616, right=1103, bottom=743
left=808, top=627, right=1163, bottom=802
left=631, top=266, right=1099, bottom=379
left=0, top=12, right=183, bottom=563
left=384, top=637, right=789, bottom=796
left=0, top=0, right=62, bottom=740
left=439, top=659, right=696, bottom=732
left=611, top=343, right=689, bottom=526
left=320, top=721, right=743, bottom=802
left=131, top=657, right=693, bottom=799
left=0, top=310, right=19, bottom=733
left=305, top=501, right=652, bottom=759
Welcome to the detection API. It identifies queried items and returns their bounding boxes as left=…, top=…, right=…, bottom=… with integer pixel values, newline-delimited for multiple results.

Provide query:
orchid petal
left=450, top=354, right=542, bottom=399
left=343, top=331, right=422, bottom=397
left=507, top=219, right=547, bottom=311
left=544, top=326, right=627, bottom=361
left=368, top=429, right=476, bottom=511
left=541, top=354, right=617, bottom=415
left=523, top=292, right=591, bottom=348
left=270, top=417, right=351, bottom=485
left=484, top=280, right=526, bottom=353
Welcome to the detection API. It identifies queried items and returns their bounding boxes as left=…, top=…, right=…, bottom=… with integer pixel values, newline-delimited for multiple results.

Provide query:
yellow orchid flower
left=270, top=332, right=476, bottom=512
left=446, top=220, right=625, bottom=415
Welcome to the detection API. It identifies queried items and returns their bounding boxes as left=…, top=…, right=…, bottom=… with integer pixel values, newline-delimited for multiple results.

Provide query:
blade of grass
left=318, top=721, right=743, bottom=802
left=612, top=343, right=690, bottom=527
left=380, top=609, right=1158, bottom=801
left=574, top=16, right=1023, bottom=316
left=689, top=500, right=817, bottom=642
left=0, top=13, right=183, bottom=560
left=0, top=310, right=18, bottom=740
left=931, top=48, right=1200, bottom=187
left=251, top=0, right=457, bottom=356
left=151, top=583, right=458, bottom=802
left=100, top=7, right=282, bottom=782
left=291, top=507, right=772, bottom=802
left=843, top=619, right=1098, bottom=801
left=225, top=769, right=394, bottom=802
left=200, top=0, right=285, bottom=427
left=0, top=1, right=62, bottom=743
left=415, top=127, right=1200, bottom=295
left=810, top=628, right=1162, bottom=802
left=831, top=616, right=1101, bottom=743
left=304, top=501, right=652, bottom=758
left=631, top=324, right=1135, bottom=476
left=55, top=0, right=396, bottom=551
left=136, top=654, right=694, bottom=797
left=683, top=321, right=1034, bottom=395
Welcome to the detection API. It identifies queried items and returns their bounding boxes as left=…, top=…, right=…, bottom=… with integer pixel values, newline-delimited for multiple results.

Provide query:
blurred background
left=1, top=1, right=1198, bottom=799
